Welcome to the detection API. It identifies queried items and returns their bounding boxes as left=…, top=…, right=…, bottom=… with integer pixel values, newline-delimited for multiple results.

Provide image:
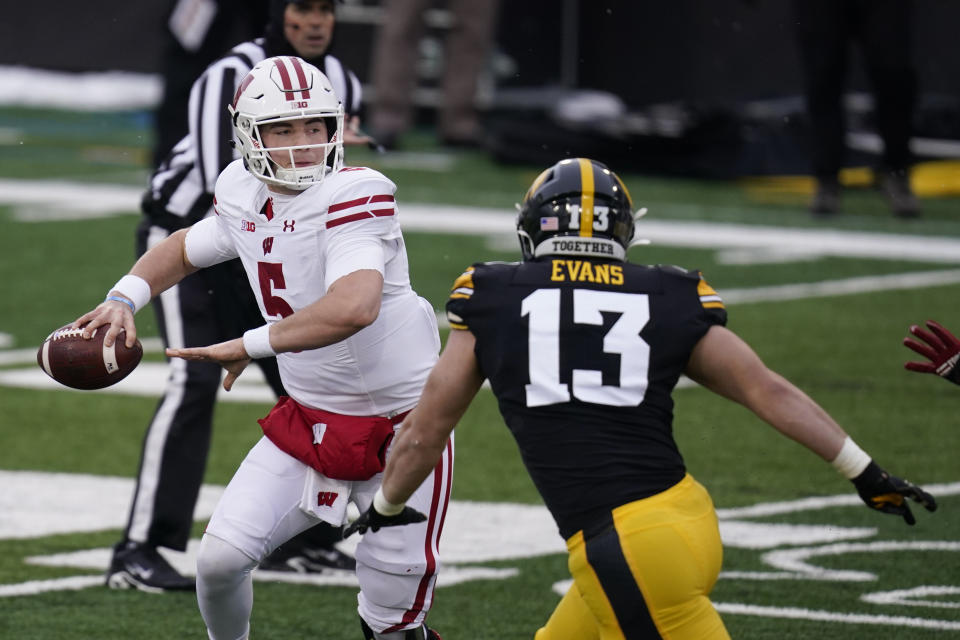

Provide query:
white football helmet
left=229, top=55, right=345, bottom=190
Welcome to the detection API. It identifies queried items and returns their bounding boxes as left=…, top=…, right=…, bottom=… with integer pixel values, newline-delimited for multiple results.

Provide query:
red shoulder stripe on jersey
left=328, top=194, right=395, bottom=213
left=326, top=207, right=395, bottom=228
left=327, top=212, right=372, bottom=228
left=339, top=167, right=365, bottom=172
left=328, top=196, right=369, bottom=213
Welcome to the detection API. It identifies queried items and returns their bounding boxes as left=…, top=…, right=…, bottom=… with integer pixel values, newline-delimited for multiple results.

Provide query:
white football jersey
left=190, top=160, right=440, bottom=415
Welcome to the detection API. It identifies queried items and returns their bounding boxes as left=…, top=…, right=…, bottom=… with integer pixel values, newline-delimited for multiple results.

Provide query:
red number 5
left=258, top=262, right=295, bottom=318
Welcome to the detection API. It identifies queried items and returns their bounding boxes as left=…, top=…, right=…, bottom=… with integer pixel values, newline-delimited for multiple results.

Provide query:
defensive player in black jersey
left=346, top=158, right=937, bottom=639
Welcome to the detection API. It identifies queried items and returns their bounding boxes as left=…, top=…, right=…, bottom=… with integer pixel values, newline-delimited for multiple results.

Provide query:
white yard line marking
left=4, top=179, right=960, bottom=263
left=0, top=566, right=520, bottom=597
left=0, top=180, right=146, bottom=217
left=862, top=585, right=960, bottom=610
left=0, top=67, right=161, bottom=111
left=549, top=579, right=960, bottom=631
left=6, top=468, right=958, bottom=636
left=716, top=482, right=960, bottom=519
left=0, top=575, right=105, bottom=597
left=712, top=603, right=960, bottom=631
left=721, top=269, right=960, bottom=304
left=760, top=541, right=960, bottom=582
left=2, top=268, right=959, bottom=396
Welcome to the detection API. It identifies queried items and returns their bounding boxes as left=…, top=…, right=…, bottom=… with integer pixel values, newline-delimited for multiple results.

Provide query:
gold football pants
left=535, top=474, right=730, bottom=640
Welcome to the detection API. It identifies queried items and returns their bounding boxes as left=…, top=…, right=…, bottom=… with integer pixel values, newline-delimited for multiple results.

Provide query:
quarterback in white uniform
left=75, top=56, right=449, bottom=640
left=197, top=160, right=440, bottom=415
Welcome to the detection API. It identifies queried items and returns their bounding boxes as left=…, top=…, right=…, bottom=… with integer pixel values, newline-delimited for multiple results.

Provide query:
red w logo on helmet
left=272, top=56, right=312, bottom=102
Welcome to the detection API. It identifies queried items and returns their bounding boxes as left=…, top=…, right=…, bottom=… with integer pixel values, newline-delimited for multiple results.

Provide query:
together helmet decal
left=516, top=158, right=639, bottom=261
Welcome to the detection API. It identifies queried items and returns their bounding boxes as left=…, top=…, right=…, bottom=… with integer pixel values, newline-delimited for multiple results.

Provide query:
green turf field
left=1, top=107, right=959, bottom=639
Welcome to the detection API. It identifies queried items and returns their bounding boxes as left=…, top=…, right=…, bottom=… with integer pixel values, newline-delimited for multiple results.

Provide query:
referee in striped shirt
left=107, top=0, right=364, bottom=592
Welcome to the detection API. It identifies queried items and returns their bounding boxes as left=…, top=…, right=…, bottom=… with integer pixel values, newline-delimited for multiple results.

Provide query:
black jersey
left=446, top=257, right=727, bottom=538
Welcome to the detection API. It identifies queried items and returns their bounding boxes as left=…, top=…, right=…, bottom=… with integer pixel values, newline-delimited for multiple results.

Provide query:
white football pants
left=197, top=434, right=453, bottom=639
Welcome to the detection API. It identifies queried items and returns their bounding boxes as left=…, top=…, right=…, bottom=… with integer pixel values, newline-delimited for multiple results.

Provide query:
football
left=36, top=324, right=143, bottom=390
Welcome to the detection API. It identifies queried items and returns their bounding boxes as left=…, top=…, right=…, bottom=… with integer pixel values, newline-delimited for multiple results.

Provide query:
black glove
left=851, top=461, right=937, bottom=525
left=343, top=504, right=427, bottom=537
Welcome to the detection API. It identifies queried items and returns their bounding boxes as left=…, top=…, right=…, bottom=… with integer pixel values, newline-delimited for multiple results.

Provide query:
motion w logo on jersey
left=315, top=491, right=338, bottom=508
left=262, top=237, right=274, bottom=255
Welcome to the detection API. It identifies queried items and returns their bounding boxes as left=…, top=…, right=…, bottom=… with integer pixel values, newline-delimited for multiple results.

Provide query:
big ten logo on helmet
left=565, top=203, right=611, bottom=232
left=292, top=101, right=308, bottom=109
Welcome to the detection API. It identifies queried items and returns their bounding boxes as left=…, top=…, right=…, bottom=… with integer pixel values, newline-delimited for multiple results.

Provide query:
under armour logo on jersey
left=283, top=220, right=296, bottom=232
left=316, top=491, right=338, bottom=508
left=263, top=237, right=274, bottom=255
left=273, top=56, right=312, bottom=101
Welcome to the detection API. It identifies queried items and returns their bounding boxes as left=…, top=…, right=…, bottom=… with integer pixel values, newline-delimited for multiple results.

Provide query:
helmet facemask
left=230, top=56, right=345, bottom=191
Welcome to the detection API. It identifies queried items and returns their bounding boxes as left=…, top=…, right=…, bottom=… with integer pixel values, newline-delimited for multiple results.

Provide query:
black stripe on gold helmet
left=516, top=158, right=635, bottom=261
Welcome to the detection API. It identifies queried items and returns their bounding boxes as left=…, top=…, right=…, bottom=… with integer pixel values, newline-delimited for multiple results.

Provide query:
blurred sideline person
left=108, top=0, right=366, bottom=592
left=903, top=319, right=960, bottom=385
left=152, top=0, right=266, bottom=166
left=77, top=56, right=447, bottom=640
left=347, top=158, right=936, bottom=639
left=792, top=0, right=921, bottom=217
left=367, top=0, right=500, bottom=149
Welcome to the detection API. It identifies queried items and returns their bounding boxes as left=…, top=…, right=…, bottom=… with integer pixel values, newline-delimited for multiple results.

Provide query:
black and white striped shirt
left=142, top=37, right=362, bottom=229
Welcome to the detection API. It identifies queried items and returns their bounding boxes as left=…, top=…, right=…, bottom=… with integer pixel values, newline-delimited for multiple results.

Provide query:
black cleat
left=105, top=541, right=195, bottom=593
left=359, top=617, right=442, bottom=639
left=878, top=169, right=921, bottom=218
left=259, top=545, right=356, bottom=573
left=810, top=179, right=840, bottom=216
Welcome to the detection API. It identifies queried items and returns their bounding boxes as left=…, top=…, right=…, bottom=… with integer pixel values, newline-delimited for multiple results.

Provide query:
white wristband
left=831, top=436, right=872, bottom=479
left=109, top=274, right=151, bottom=314
left=242, top=325, right=276, bottom=359
left=373, top=487, right=405, bottom=516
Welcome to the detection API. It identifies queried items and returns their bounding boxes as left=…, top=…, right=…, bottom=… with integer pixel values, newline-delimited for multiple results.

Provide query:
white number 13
left=521, top=289, right=650, bottom=407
